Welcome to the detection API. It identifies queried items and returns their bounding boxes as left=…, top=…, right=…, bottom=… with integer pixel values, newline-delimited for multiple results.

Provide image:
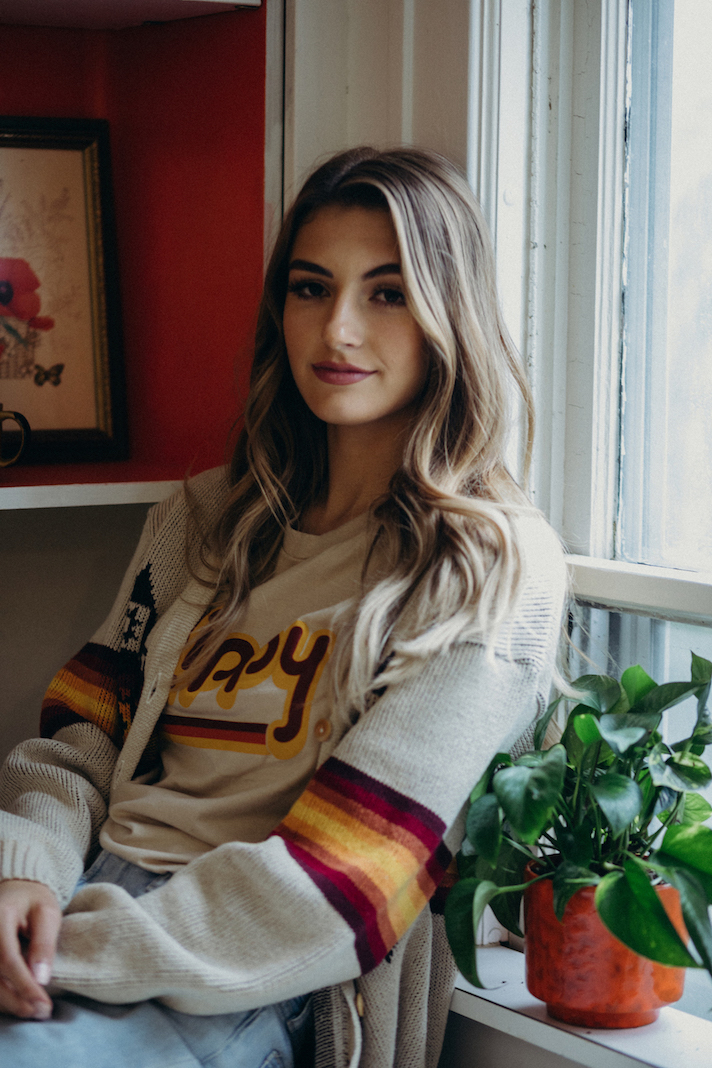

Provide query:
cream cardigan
left=0, top=468, right=566, bottom=1068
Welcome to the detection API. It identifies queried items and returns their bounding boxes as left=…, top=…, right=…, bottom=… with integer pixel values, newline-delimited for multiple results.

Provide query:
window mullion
left=589, top=0, right=628, bottom=559
left=527, top=0, right=574, bottom=531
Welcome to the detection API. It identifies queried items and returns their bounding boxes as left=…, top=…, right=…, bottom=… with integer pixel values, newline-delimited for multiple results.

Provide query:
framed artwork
left=0, top=116, right=127, bottom=464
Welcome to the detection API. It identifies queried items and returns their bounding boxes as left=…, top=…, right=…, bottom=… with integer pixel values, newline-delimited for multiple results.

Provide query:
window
left=491, top=0, right=712, bottom=648
left=621, top=0, right=712, bottom=574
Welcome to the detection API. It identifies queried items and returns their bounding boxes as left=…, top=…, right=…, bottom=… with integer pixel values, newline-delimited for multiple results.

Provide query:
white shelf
left=0, top=481, right=181, bottom=510
left=0, top=1, right=258, bottom=31
left=451, top=947, right=712, bottom=1068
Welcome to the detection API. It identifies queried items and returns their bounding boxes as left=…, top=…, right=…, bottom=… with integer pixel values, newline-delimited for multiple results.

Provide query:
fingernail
left=30, top=1002, right=51, bottom=1020
left=31, top=962, right=52, bottom=986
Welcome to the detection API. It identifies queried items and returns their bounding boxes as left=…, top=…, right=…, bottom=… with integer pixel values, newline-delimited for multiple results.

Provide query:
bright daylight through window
left=621, top=0, right=712, bottom=574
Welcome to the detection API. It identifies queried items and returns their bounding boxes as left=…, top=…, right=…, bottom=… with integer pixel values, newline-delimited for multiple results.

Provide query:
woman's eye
left=373, top=286, right=406, bottom=307
left=288, top=279, right=328, bottom=300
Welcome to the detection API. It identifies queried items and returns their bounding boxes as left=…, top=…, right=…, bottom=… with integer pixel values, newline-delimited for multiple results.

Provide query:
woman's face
left=283, top=205, right=428, bottom=434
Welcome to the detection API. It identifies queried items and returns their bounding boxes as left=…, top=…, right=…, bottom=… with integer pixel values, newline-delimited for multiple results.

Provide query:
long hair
left=187, top=146, right=536, bottom=713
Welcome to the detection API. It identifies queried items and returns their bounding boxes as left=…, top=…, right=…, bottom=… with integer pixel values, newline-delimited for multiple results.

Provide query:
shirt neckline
left=281, top=511, right=372, bottom=561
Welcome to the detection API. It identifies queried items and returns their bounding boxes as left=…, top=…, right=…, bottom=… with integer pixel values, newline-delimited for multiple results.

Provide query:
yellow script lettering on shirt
left=168, top=618, right=334, bottom=760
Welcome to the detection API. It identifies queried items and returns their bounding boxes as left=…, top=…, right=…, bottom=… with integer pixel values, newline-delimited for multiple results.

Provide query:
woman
left=0, top=147, right=566, bottom=1067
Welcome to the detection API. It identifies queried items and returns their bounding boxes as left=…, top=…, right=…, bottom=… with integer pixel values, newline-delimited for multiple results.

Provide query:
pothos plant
left=445, top=652, right=712, bottom=989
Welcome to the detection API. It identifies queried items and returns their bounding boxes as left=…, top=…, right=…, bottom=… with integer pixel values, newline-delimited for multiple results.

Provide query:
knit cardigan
left=0, top=468, right=566, bottom=1068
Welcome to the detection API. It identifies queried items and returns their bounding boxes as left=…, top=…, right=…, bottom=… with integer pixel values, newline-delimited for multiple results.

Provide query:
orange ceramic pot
left=524, top=869, right=686, bottom=1028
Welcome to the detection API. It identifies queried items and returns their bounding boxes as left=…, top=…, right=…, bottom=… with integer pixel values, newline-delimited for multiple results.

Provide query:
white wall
left=283, top=0, right=471, bottom=203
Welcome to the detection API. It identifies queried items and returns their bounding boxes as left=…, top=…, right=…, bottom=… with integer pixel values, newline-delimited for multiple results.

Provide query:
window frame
left=474, top=0, right=712, bottom=627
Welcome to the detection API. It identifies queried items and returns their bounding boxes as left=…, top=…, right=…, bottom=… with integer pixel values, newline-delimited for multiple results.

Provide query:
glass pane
left=569, top=607, right=712, bottom=805
left=621, top=0, right=712, bottom=571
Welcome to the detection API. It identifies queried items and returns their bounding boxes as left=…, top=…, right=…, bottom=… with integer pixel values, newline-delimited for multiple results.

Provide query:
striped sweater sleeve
left=276, top=756, right=451, bottom=973
left=40, top=643, right=136, bottom=748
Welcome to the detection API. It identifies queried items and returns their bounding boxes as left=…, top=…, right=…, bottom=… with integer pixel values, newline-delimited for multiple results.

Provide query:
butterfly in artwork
left=33, top=363, right=64, bottom=386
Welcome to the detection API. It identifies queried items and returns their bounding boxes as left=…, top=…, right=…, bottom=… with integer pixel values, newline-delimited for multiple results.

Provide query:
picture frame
left=0, top=116, right=128, bottom=464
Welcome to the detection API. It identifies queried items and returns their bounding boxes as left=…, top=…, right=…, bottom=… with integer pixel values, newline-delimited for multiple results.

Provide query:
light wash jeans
left=0, top=850, right=314, bottom=1068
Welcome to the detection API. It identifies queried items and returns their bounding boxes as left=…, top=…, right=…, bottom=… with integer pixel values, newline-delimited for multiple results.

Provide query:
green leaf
left=552, top=861, right=599, bottom=920
left=569, top=675, right=621, bottom=714
left=598, top=712, right=661, bottom=755
left=680, top=793, right=712, bottom=825
left=595, top=861, right=697, bottom=967
left=470, top=753, right=513, bottom=803
left=665, top=868, right=712, bottom=974
left=634, top=681, right=703, bottom=717
left=691, top=652, right=712, bottom=744
left=555, top=821, right=594, bottom=867
left=534, top=696, right=563, bottom=750
left=654, top=787, right=684, bottom=822
left=562, top=718, right=586, bottom=768
left=667, top=752, right=712, bottom=790
left=444, top=878, right=480, bottom=984
left=455, top=849, right=479, bottom=880
left=647, top=745, right=711, bottom=792
left=660, top=823, right=712, bottom=878
left=621, top=665, right=657, bottom=706
left=573, top=712, right=603, bottom=746
left=514, top=752, right=546, bottom=768
left=691, top=652, right=712, bottom=685
left=692, top=725, right=712, bottom=747
left=0, top=318, right=27, bottom=345
left=444, top=878, right=503, bottom=988
left=651, top=851, right=712, bottom=905
left=590, top=773, right=644, bottom=836
left=483, top=839, right=529, bottom=937
left=465, top=794, right=502, bottom=865
left=493, top=745, right=566, bottom=844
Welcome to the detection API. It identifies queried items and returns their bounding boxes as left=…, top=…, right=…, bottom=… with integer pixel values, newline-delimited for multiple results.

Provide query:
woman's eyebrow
left=289, top=258, right=332, bottom=276
left=287, top=259, right=402, bottom=279
left=364, top=263, right=401, bottom=279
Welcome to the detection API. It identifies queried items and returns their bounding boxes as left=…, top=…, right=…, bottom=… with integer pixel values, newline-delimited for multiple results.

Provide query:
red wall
left=0, top=9, right=265, bottom=487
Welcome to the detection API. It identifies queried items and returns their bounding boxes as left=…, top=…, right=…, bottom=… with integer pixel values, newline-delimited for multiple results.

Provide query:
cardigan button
left=314, top=718, right=332, bottom=741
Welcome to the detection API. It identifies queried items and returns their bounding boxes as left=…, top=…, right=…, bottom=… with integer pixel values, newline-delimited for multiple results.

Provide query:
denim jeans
left=0, top=850, right=315, bottom=1068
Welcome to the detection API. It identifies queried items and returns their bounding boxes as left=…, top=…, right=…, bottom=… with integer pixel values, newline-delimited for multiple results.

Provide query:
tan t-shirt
left=100, top=513, right=372, bottom=871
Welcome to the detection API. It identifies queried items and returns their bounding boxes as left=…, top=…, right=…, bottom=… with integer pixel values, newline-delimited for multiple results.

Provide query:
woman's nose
left=323, top=295, right=362, bottom=350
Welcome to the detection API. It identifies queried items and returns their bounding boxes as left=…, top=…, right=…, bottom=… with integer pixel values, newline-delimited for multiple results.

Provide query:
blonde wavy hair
left=187, top=146, right=536, bottom=714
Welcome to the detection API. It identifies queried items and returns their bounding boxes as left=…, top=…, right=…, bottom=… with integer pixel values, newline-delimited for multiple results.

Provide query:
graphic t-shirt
left=100, top=513, right=373, bottom=871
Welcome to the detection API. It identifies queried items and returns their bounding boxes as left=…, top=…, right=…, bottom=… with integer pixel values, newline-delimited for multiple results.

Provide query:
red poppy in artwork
left=28, top=316, right=55, bottom=331
left=0, top=258, right=42, bottom=321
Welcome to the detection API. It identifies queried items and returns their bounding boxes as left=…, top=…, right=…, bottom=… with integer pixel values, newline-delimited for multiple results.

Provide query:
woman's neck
left=299, top=418, right=408, bottom=535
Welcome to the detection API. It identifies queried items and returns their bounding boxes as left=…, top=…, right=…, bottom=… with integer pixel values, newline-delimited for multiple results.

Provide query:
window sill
left=450, top=946, right=712, bottom=1068
left=566, top=554, right=712, bottom=626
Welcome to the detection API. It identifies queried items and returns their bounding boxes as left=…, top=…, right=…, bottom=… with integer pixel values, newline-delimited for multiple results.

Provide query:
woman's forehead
left=290, top=204, right=400, bottom=265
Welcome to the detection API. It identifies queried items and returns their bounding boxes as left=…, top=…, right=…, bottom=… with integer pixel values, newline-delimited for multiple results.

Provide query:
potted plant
left=445, top=652, right=712, bottom=1028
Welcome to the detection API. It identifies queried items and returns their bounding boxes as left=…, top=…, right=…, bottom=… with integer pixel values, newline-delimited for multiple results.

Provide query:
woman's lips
left=311, top=362, right=376, bottom=385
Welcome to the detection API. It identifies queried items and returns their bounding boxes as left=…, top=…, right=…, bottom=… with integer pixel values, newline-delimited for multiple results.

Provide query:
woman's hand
left=0, top=879, right=61, bottom=1019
